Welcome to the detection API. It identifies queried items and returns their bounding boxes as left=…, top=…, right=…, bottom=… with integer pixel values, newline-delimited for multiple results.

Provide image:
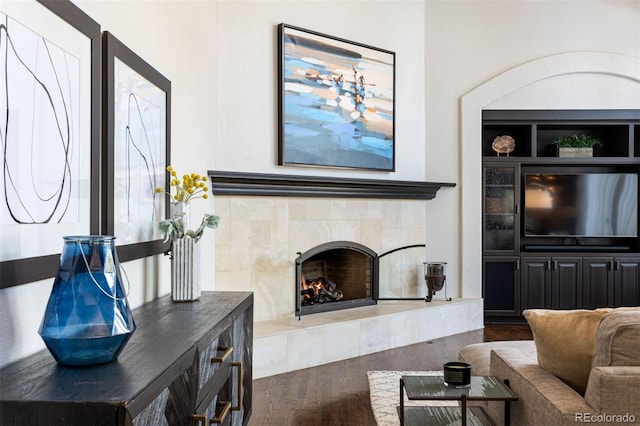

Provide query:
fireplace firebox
left=295, top=241, right=378, bottom=317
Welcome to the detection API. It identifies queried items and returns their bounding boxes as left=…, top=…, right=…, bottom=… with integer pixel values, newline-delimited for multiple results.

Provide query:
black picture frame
left=102, top=31, right=171, bottom=262
left=0, top=0, right=100, bottom=289
left=278, top=23, right=396, bottom=171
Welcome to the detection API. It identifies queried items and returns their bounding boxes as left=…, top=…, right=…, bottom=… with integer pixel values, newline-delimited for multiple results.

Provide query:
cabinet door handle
left=516, top=260, right=520, bottom=270
left=608, top=260, right=614, bottom=271
left=546, top=260, right=551, bottom=270
left=210, top=401, right=232, bottom=424
left=232, top=362, right=243, bottom=411
left=615, top=261, right=621, bottom=271
left=193, top=414, right=207, bottom=426
left=552, top=260, right=558, bottom=270
left=514, top=204, right=519, bottom=214
left=211, top=346, right=233, bottom=363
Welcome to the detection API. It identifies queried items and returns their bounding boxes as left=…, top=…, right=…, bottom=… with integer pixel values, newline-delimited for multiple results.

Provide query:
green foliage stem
left=551, top=134, right=601, bottom=148
left=158, top=212, right=220, bottom=245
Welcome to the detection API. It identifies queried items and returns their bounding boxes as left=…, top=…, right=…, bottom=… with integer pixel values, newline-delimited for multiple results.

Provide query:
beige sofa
left=458, top=309, right=640, bottom=425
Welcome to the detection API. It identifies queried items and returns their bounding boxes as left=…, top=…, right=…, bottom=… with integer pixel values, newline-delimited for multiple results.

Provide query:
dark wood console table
left=0, top=291, right=253, bottom=425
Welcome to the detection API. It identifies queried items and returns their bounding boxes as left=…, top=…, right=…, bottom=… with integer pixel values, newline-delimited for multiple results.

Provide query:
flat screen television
left=524, top=172, right=638, bottom=238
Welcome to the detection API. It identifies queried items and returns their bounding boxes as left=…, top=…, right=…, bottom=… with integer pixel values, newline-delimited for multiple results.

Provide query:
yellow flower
left=157, top=165, right=219, bottom=242
left=157, top=165, right=212, bottom=204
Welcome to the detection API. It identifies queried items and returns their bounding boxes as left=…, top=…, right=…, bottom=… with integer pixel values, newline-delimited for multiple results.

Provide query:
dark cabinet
left=521, top=256, right=582, bottom=311
left=0, top=292, right=253, bottom=426
left=483, top=257, right=521, bottom=318
left=550, top=258, right=583, bottom=310
left=521, top=257, right=549, bottom=310
left=583, top=256, right=640, bottom=308
left=614, top=257, right=640, bottom=306
left=583, top=257, right=612, bottom=309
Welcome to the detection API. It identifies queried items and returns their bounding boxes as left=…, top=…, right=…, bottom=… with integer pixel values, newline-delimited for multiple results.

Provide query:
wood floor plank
left=249, top=325, right=532, bottom=425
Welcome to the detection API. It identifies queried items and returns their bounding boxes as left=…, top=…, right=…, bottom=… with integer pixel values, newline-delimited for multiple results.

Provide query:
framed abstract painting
left=0, top=0, right=100, bottom=288
left=103, top=31, right=171, bottom=262
left=278, top=24, right=395, bottom=171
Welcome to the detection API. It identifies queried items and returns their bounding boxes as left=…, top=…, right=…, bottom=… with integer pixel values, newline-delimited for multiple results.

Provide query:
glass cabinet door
left=484, top=163, right=519, bottom=254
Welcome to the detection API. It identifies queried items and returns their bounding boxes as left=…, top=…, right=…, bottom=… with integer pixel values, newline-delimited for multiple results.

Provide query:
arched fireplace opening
left=295, top=241, right=378, bottom=318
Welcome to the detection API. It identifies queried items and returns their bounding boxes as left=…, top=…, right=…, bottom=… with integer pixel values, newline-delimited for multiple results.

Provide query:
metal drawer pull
left=232, top=362, right=243, bottom=411
left=193, top=414, right=207, bottom=426
left=211, top=346, right=233, bottom=363
left=210, top=401, right=232, bottom=424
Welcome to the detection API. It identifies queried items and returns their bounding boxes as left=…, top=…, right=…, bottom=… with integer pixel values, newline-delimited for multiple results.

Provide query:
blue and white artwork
left=280, top=25, right=395, bottom=171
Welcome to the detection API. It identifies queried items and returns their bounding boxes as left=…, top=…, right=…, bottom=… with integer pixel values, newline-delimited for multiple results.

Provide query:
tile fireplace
left=207, top=171, right=482, bottom=378
left=208, top=170, right=455, bottom=322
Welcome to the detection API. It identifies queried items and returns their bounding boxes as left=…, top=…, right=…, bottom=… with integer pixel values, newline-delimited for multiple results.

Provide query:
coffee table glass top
left=402, top=375, right=518, bottom=401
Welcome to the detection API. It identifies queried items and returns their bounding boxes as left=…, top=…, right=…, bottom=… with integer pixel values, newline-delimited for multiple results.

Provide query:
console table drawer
left=195, top=361, right=243, bottom=426
left=198, top=323, right=234, bottom=392
left=196, top=399, right=232, bottom=426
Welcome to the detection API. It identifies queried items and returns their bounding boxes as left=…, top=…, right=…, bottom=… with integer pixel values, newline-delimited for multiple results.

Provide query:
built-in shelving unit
left=482, top=109, right=639, bottom=162
left=482, top=110, right=640, bottom=322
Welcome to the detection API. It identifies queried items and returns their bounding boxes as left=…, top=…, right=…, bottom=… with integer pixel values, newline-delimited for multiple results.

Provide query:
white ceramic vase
left=171, top=237, right=201, bottom=302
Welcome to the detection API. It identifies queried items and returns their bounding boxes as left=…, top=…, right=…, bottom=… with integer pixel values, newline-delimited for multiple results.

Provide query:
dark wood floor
left=248, top=324, right=532, bottom=426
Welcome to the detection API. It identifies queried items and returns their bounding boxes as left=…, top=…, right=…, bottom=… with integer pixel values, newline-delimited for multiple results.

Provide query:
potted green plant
left=551, top=134, right=601, bottom=157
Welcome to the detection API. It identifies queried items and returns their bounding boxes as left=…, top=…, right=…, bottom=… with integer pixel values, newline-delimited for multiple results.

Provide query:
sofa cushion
left=458, top=340, right=536, bottom=376
left=591, top=309, right=640, bottom=368
left=523, top=308, right=612, bottom=395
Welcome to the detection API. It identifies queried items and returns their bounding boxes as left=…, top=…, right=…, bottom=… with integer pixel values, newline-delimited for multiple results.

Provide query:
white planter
left=558, top=147, right=593, bottom=157
left=171, top=238, right=201, bottom=302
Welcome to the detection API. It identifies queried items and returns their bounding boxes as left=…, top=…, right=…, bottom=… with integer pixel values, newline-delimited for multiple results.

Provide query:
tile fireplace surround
left=209, top=172, right=482, bottom=378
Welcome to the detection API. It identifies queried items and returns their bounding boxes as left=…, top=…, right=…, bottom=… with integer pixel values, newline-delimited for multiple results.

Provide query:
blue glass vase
left=39, top=236, right=136, bottom=366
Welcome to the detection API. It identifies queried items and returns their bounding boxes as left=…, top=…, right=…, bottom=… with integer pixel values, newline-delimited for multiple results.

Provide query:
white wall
left=1, top=0, right=638, bottom=367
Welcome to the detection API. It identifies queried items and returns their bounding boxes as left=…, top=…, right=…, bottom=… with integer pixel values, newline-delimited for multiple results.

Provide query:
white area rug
left=367, top=371, right=456, bottom=426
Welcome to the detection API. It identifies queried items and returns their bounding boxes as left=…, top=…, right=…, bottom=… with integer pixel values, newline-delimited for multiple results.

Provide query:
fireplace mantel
left=208, top=171, right=455, bottom=200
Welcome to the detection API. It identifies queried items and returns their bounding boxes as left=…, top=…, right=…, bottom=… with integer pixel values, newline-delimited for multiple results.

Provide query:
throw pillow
left=523, top=308, right=612, bottom=395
